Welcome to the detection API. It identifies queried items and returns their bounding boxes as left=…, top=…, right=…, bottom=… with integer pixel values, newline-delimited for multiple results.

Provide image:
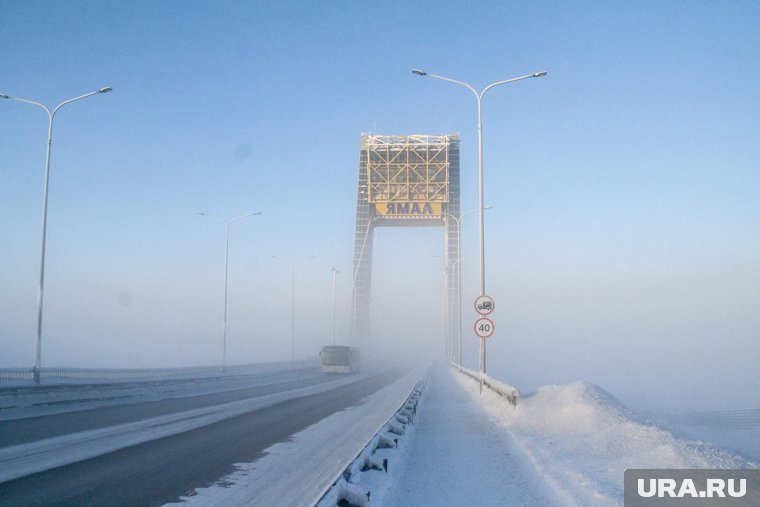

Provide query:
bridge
left=2, top=134, right=756, bottom=506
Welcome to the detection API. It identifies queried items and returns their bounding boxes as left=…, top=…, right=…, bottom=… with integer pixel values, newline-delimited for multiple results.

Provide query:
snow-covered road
left=0, top=372, right=366, bottom=483
left=165, top=368, right=425, bottom=506
left=0, top=367, right=420, bottom=505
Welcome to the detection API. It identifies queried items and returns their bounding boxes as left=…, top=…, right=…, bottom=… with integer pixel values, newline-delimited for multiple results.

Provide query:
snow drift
left=459, top=376, right=758, bottom=506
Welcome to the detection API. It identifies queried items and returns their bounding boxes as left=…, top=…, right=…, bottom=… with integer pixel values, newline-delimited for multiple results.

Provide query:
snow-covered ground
left=377, top=367, right=561, bottom=506
left=372, top=367, right=758, bottom=506
left=478, top=379, right=756, bottom=505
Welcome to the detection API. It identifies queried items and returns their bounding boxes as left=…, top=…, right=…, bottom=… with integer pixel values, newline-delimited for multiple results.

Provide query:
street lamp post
left=330, top=267, right=339, bottom=345
left=429, top=255, right=449, bottom=360
left=1, top=87, right=113, bottom=384
left=292, top=256, right=316, bottom=362
left=413, top=68, right=546, bottom=390
left=197, top=211, right=262, bottom=372
left=272, top=255, right=316, bottom=362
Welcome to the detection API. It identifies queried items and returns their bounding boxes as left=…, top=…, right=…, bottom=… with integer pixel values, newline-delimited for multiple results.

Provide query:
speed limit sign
left=474, top=317, right=494, bottom=338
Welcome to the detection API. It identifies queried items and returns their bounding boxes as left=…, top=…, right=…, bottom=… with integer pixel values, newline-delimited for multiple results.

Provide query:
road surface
left=0, top=368, right=403, bottom=506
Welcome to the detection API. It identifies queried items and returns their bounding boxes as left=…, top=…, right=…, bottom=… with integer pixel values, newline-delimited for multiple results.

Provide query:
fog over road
left=0, top=369, right=337, bottom=446
left=0, top=368, right=404, bottom=506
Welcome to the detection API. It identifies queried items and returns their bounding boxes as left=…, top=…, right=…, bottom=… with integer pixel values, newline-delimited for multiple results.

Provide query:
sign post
left=474, top=295, right=495, bottom=393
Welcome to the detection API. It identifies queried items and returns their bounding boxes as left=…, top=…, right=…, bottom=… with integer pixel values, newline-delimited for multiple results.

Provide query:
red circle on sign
left=474, top=317, right=494, bottom=338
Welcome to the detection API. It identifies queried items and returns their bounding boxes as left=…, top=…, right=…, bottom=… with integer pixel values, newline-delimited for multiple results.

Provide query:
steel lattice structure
left=351, top=134, right=460, bottom=360
left=365, top=135, right=451, bottom=204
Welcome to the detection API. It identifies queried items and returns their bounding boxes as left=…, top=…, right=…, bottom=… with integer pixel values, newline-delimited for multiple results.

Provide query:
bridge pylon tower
left=351, top=134, right=461, bottom=360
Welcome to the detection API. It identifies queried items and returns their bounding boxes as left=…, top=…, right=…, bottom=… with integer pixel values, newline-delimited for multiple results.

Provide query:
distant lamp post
left=271, top=255, right=316, bottom=362
left=197, top=211, right=262, bottom=372
left=443, top=206, right=492, bottom=366
left=330, top=267, right=339, bottom=345
left=1, top=87, right=113, bottom=384
left=413, top=68, right=546, bottom=390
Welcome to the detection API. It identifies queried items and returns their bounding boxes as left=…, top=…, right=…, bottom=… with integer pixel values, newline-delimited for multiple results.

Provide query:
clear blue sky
left=2, top=1, right=758, bottom=412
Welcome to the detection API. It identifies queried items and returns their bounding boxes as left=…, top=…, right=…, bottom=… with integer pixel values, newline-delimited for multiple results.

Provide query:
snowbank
left=458, top=375, right=758, bottom=506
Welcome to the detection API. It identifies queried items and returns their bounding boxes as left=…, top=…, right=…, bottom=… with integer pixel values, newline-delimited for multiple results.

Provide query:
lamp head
left=411, top=69, right=427, bottom=76
left=99, top=87, right=113, bottom=93
left=0, top=93, right=9, bottom=99
left=533, top=71, right=548, bottom=78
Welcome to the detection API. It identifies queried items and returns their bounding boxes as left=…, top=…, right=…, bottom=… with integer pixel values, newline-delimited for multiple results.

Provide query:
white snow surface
left=449, top=369, right=757, bottom=506
left=340, top=367, right=757, bottom=507
left=379, top=367, right=560, bottom=506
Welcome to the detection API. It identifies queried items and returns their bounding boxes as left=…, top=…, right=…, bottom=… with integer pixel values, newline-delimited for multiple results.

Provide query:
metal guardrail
left=315, top=377, right=427, bottom=507
left=0, top=360, right=317, bottom=385
left=452, top=363, right=520, bottom=407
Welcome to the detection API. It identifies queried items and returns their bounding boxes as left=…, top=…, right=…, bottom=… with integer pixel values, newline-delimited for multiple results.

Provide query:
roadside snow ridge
left=461, top=377, right=757, bottom=507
